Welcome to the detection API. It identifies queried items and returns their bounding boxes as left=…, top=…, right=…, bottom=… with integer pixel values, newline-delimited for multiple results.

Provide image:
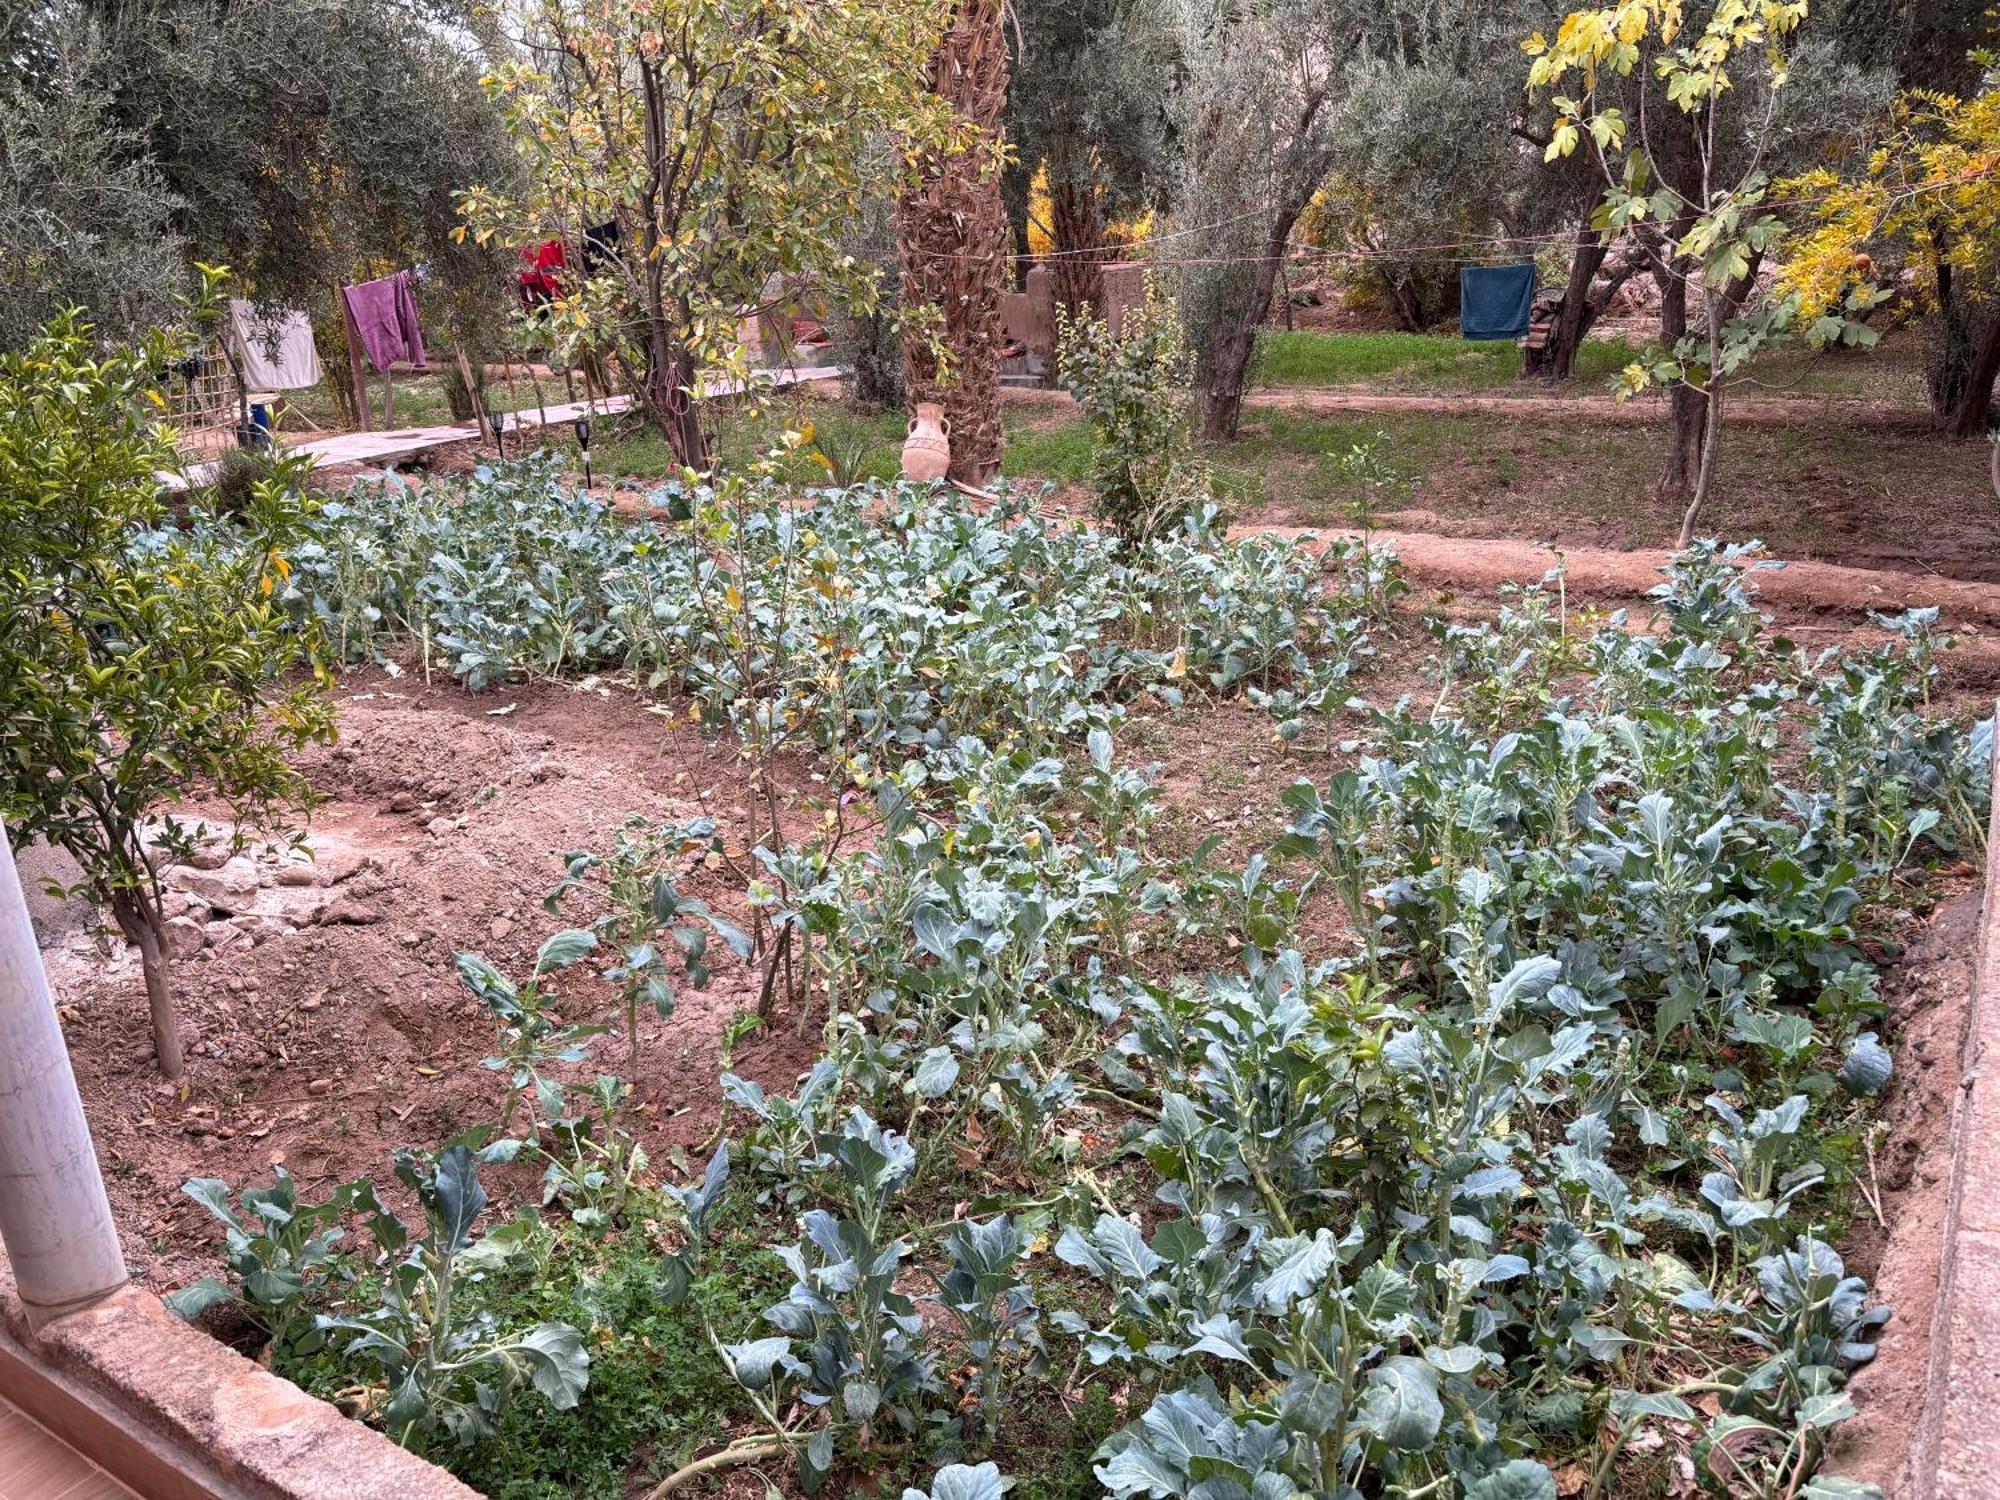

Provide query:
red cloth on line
left=518, top=240, right=568, bottom=309
left=341, top=271, right=426, bottom=373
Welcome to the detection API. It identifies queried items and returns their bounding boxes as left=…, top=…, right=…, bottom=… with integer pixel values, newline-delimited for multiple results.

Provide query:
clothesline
left=915, top=162, right=2000, bottom=269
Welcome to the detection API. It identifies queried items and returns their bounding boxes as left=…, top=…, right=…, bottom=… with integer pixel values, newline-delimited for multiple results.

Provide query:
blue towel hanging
left=1460, top=263, right=1537, bottom=341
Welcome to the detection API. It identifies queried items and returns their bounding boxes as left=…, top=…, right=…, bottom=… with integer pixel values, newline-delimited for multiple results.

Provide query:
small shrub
left=0, top=305, right=333, bottom=1077
left=205, top=447, right=267, bottom=515
left=1057, top=281, right=1212, bottom=544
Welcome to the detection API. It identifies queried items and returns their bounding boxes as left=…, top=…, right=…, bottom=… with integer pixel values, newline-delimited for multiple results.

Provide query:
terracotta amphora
left=901, top=402, right=951, bottom=483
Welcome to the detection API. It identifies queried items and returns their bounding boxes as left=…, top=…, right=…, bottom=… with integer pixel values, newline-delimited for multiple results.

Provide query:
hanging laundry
left=341, top=271, right=427, bottom=372
left=581, top=220, right=621, bottom=275
left=228, top=300, right=324, bottom=390
left=517, top=240, right=568, bottom=310
left=1459, top=263, right=1538, bottom=342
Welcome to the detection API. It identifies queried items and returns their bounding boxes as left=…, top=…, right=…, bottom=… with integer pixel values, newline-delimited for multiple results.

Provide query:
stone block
left=4, top=1283, right=478, bottom=1499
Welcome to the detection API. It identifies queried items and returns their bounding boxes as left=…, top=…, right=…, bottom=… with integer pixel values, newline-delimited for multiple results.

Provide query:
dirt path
left=1247, top=386, right=1937, bottom=430
left=1244, top=524, right=2000, bottom=633
left=1000, top=383, right=1937, bottom=430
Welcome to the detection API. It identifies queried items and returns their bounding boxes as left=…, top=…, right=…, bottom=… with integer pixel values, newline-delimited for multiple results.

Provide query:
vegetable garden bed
left=46, top=466, right=1995, bottom=1500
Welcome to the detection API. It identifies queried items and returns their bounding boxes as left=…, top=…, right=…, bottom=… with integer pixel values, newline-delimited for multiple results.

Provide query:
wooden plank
left=0, top=1399, right=137, bottom=1500
left=159, top=364, right=846, bottom=490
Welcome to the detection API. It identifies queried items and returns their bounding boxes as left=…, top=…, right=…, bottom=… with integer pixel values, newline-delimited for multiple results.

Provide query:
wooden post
left=0, top=824, right=127, bottom=1329
left=339, top=288, right=372, bottom=432
left=455, top=351, right=489, bottom=440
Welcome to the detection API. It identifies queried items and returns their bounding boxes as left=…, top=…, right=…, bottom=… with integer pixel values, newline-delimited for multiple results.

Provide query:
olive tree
left=73, top=0, right=517, bottom=388
left=1006, top=0, right=1168, bottom=321
left=1158, top=0, right=1454, bottom=439
left=0, top=7, right=186, bottom=350
left=1310, top=2, right=1544, bottom=334
left=463, top=0, right=958, bottom=469
left=0, top=306, right=333, bottom=1077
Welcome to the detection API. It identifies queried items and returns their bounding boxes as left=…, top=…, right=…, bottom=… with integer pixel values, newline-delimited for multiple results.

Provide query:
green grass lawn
left=1255, top=329, right=1640, bottom=390
left=1215, top=402, right=1997, bottom=569
left=491, top=324, right=1981, bottom=573
left=1252, top=327, right=1931, bottom=404
left=551, top=374, right=1989, bottom=568
left=570, top=397, right=1096, bottom=488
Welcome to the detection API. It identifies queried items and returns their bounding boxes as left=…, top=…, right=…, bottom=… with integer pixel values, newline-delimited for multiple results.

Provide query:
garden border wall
left=0, top=1268, right=477, bottom=1500
left=1903, top=702, right=2000, bottom=1497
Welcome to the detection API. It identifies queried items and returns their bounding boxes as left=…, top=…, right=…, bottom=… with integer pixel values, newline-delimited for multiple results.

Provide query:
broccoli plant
left=720, top=1111, right=940, bottom=1490
left=934, top=1216, right=1044, bottom=1443
left=901, top=1463, right=1009, bottom=1500
left=547, top=814, right=751, bottom=1080
left=165, top=1168, right=361, bottom=1359
left=321, top=1143, right=589, bottom=1453
left=532, top=1074, right=649, bottom=1230
left=456, top=931, right=607, bottom=1127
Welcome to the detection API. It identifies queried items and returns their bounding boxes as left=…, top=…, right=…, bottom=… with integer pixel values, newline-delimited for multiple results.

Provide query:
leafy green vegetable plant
left=322, top=1143, right=590, bottom=1453
left=456, top=932, right=608, bottom=1127
left=534, top=1074, right=650, bottom=1230
left=165, top=1168, right=361, bottom=1359
left=547, top=814, right=751, bottom=1077
left=1057, top=279, right=1211, bottom=545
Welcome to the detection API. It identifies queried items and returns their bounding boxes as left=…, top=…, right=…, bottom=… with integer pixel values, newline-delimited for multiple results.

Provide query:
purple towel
left=341, top=271, right=427, bottom=373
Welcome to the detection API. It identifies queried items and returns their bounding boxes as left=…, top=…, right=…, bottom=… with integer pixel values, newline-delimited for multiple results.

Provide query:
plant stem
left=641, top=1437, right=788, bottom=1499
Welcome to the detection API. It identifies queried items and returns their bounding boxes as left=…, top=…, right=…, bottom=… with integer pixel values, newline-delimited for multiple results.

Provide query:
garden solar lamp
left=575, top=416, right=594, bottom=489
left=489, top=409, right=507, bottom=457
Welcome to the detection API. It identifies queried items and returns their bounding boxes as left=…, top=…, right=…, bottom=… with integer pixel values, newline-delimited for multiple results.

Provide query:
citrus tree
left=459, top=0, right=960, bottom=470
left=1527, top=0, right=1882, bottom=542
left=0, top=305, right=333, bottom=1078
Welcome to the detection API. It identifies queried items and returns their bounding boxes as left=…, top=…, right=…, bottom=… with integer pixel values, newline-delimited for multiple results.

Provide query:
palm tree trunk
left=898, top=0, right=1011, bottom=485
left=1048, top=167, right=1109, bottom=324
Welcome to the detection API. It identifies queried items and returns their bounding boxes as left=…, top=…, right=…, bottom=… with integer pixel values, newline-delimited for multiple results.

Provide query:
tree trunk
left=1527, top=231, right=1608, bottom=382
left=1677, top=371, right=1724, bottom=546
left=1199, top=216, right=1298, bottom=442
left=1003, top=165, right=1033, bottom=293
left=642, top=341, right=710, bottom=471
left=1047, top=168, right=1109, bottom=325
left=1946, top=307, right=2000, bottom=438
left=1652, top=260, right=1703, bottom=506
left=1922, top=237, right=1977, bottom=423
left=1671, top=252, right=1763, bottom=543
left=1200, top=322, right=1260, bottom=442
left=111, top=891, right=182, bottom=1080
left=1377, top=267, right=1428, bottom=333
left=898, top=0, right=1011, bottom=485
left=632, top=61, right=711, bottom=471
